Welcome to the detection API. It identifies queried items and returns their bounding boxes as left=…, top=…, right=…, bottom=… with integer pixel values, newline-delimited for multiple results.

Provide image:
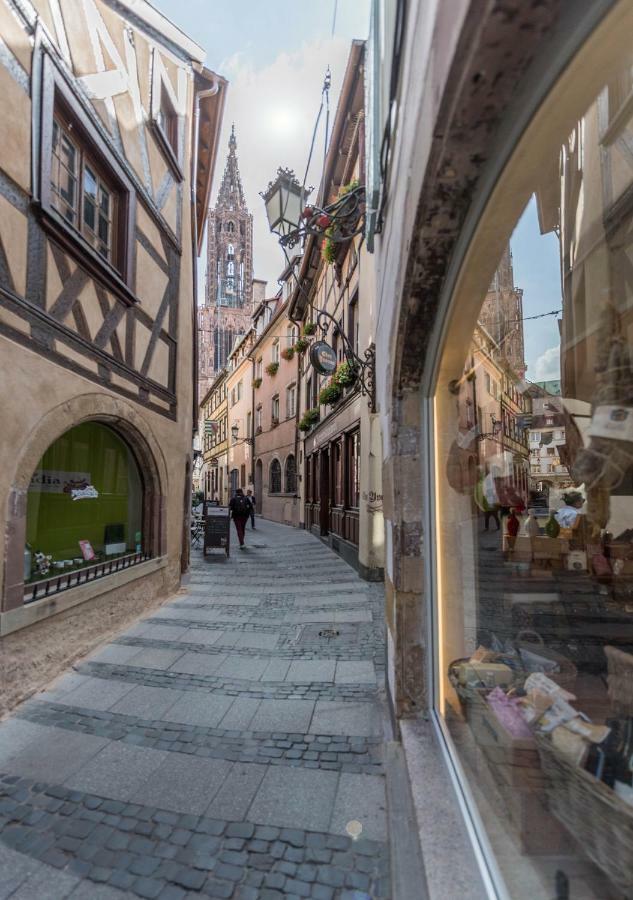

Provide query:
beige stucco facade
left=0, top=0, right=225, bottom=711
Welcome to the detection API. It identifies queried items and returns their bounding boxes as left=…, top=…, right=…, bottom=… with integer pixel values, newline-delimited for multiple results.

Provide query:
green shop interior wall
left=26, top=422, right=142, bottom=559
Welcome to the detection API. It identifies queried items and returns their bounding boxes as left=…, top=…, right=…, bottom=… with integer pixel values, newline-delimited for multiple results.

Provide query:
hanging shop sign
left=310, top=341, right=337, bottom=375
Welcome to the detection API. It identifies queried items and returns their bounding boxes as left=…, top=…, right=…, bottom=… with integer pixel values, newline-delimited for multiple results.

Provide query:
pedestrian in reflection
left=555, top=490, right=585, bottom=528
left=246, top=489, right=256, bottom=529
left=229, top=488, right=252, bottom=548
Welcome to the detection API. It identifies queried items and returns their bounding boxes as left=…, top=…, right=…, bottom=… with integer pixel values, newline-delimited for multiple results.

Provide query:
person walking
left=229, top=488, right=252, bottom=548
left=246, top=489, right=256, bottom=529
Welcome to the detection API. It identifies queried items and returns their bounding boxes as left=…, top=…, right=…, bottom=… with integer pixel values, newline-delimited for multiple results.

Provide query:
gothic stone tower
left=199, top=127, right=253, bottom=397
left=479, top=244, right=526, bottom=379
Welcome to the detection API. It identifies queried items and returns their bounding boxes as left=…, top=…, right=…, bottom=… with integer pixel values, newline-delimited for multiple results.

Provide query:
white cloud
left=200, top=36, right=356, bottom=295
left=532, top=345, right=560, bottom=382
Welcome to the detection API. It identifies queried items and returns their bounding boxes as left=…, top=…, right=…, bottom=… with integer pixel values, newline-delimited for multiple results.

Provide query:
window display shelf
left=24, top=550, right=151, bottom=604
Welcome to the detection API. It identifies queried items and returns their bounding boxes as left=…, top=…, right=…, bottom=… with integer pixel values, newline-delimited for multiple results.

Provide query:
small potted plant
left=281, top=346, right=294, bottom=361
left=319, top=381, right=342, bottom=406
left=298, top=408, right=320, bottom=431
left=265, top=361, right=279, bottom=376
left=253, top=377, right=262, bottom=389
left=294, top=337, right=310, bottom=354
left=303, top=322, right=317, bottom=336
left=335, top=361, right=357, bottom=387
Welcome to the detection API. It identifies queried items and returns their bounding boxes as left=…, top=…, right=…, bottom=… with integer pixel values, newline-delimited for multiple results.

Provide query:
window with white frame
left=286, top=384, right=296, bottom=418
left=272, top=340, right=280, bottom=364
left=271, top=395, right=279, bottom=423
left=255, top=405, right=262, bottom=431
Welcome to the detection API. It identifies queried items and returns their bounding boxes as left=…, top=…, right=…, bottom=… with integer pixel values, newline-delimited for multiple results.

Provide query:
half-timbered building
left=0, top=0, right=226, bottom=706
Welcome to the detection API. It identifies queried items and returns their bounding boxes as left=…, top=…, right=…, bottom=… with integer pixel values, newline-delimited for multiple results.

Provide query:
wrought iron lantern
left=260, top=169, right=365, bottom=251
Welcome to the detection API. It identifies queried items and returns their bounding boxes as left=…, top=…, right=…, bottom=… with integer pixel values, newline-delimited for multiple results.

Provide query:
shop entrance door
left=319, top=449, right=330, bottom=536
left=230, top=468, right=238, bottom=497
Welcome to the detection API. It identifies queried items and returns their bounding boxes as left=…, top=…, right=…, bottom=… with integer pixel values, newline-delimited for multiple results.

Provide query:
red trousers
left=232, top=516, right=248, bottom=545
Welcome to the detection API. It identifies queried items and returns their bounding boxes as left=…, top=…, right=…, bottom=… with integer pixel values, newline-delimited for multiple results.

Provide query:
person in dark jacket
left=229, top=489, right=252, bottom=548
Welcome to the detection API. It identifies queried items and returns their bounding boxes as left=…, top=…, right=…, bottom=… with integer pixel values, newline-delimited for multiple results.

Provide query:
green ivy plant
left=265, top=362, right=279, bottom=376
left=319, top=382, right=342, bottom=406
left=280, top=346, right=294, bottom=361
left=303, top=322, right=317, bottom=336
left=334, top=361, right=357, bottom=387
left=253, top=377, right=262, bottom=389
left=293, top=337, right=310, bottom=354
left=298, top=408, right=320, bottom=431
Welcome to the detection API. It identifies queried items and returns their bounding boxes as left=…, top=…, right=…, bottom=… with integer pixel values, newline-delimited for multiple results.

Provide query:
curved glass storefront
left=434, top=6, right=633, bottom=898
left=26, top=422, right=143, bottom=584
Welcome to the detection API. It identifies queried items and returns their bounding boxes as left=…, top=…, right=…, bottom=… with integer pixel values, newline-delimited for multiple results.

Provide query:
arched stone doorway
left=3, top=394, right=167, bottom=613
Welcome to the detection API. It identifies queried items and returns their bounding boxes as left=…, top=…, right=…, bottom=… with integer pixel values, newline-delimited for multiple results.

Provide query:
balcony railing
left=24, top=551, right=152, bottom=604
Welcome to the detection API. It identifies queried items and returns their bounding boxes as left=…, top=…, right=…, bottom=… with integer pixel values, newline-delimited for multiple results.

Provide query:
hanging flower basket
left=281, top=347, right=294, bottom=361
left=334, top=361, right=357, bottom=387
left=253, top=377, right=262, bottom=389
left=303, top=322, right=317, bottom=336
left=298, top=408, right=320, bottom=431
left=319, top=382, right=342, bottom=406
left=265, top=362, right=279, bottom=376
left=294, top=338, right=310, bottom=354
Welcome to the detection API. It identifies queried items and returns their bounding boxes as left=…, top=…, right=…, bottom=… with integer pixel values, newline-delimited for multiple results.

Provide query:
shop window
left=269, top=459, right=281, bottom=493
left=285, top=455, right=297, bottom=493
left=25, top=422, right=144, bottom=595
left=434, top=23, right=633, bottom=900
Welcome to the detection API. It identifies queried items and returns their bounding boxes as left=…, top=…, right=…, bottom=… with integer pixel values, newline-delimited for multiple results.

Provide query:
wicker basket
left=536, top=732, right=633, bottom=897
left=605, top=645, right=633, bottom=717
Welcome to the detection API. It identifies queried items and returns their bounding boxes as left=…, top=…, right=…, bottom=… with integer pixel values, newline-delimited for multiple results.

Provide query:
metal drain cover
left=318, top=628, right=340, bottom=639
left=297, top=623, right=360, bottom=645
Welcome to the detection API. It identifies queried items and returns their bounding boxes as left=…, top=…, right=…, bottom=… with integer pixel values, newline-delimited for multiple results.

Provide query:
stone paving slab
left=110, top=685, right=183, bottom=721
left=335, top=661, right=377, bottom=684
left=286, top=660, right=337, bottom=683
left=51, top=678, right=136, bottom=712
left=330, top=773, right=388, bottom=842
left=248, top=699, right=315, bottom=733
left=247, top=765, right=340, bottom=832
left=3, top=725, right=109, bottom=784
left=310, top=700, right=384, bottom=737
left=131, top=754, right=233, bottom=815
left=160, top=692, right=234, bottom=728
left=65, top=743, right=168, bottom=800
left=204, top=763, right=268, bottom=822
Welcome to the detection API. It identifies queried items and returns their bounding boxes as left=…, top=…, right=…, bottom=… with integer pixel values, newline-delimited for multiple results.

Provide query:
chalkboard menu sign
left=204, top=509, right=230, bottom=557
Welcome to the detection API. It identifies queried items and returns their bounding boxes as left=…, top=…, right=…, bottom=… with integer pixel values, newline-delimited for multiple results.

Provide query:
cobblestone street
left=0, top=520, right=392, bottom=899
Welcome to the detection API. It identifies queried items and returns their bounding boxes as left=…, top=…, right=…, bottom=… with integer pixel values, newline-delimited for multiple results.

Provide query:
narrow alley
left=0, top=521, right=391, bottom=899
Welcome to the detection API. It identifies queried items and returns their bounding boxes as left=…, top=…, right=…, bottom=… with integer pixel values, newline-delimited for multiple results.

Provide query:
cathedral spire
left=216, top=125, right=246, bottom=210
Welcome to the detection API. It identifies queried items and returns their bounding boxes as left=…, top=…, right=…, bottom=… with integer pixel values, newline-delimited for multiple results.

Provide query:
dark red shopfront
left=305, top=428, right=360, bottom=548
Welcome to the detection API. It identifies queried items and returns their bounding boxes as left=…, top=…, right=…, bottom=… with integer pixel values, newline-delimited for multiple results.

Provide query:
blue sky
left=510, top=197, right=563, bottom=379
left=151, top=0, right=370, bottom=289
